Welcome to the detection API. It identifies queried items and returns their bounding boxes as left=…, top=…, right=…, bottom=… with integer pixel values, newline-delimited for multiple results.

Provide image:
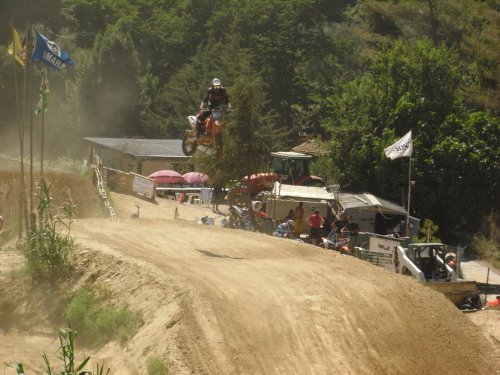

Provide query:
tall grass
left=25, top=177, right=76, bottom=281
left=10, top=327, right=110, bottom=375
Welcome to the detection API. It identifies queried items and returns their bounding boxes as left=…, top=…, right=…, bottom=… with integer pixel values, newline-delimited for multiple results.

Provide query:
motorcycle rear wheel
left=182, top=131, right=198, bottom=156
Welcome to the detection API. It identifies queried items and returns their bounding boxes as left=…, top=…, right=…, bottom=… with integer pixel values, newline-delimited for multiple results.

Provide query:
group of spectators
left=280, top=202, right=360, bottom=248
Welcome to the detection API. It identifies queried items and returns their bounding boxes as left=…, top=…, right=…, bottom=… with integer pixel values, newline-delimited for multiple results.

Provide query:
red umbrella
left=148, top=170, right=187, bottom=184
left=183, top=172, right=209, bottom=185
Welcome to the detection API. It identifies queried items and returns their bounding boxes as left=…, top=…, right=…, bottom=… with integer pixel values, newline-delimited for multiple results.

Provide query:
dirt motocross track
left=0, top=173, right=498, bottom=374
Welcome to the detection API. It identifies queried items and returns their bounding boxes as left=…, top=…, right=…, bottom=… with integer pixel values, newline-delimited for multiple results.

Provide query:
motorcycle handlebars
left=199, top=105, right=231, bottom=112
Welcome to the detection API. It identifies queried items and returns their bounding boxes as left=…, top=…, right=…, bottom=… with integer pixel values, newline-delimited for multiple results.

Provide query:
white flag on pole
left=384, top=130, right=413, bottom=160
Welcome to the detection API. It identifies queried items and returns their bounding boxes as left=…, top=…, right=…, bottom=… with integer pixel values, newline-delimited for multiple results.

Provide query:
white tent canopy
left=272, top=182, right=335, bottom=201
left=336, top=192, right=407, bottom=215
left=270, top=183, right=407, bottom=215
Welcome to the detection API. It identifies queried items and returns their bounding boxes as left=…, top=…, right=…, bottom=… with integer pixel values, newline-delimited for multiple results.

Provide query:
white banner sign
left=368, top=236, right=401, bottom=255
left=132, top=174, right=155, bottom=199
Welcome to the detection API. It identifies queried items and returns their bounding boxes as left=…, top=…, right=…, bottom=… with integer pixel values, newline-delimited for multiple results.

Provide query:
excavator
left=394, top=242, right=481, bottom=310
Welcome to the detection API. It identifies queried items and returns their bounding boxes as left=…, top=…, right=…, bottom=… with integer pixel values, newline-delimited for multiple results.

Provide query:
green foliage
left=310, top=153, right=336, bottom=185
left=195, top=53, right=274, bottom=190
left=65, top=286, right=143, bottom=347
left=417, top=219, right=441, bottom=243
left=147, top=356, right=169, bottom=375
left=25, top=177, right=76, bottom=281
left=427, top=111, right=499, bottom=241
left=322, top=37, right=496, bottom=242
left=10, top=326, right=110, bottom=375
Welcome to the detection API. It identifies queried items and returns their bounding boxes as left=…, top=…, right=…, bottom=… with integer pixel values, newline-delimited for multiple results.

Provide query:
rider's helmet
left=287, top=219, right=295, bottom=228
left=212, top=78, right=222, bottom=89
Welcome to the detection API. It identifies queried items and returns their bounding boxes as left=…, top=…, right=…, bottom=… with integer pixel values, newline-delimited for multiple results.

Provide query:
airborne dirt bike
left=181, top=106, right=227, bottom=156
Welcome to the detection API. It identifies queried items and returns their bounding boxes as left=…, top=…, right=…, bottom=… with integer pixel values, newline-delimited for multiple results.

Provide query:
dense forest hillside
left=0, top=0, right=498, bottom=244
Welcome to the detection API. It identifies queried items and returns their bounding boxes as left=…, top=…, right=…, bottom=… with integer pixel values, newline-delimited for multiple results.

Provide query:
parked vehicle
left=226, top=151, right=325, bottom=206
left=270, top=151, right=324, bottom=187
left=395, top=242, right=480, bottom=310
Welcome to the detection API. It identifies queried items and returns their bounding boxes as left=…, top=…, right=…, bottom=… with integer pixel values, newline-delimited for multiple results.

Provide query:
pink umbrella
left=183, top=172, right=209, bottom=185
left=148, top=170, right=187, bottom=184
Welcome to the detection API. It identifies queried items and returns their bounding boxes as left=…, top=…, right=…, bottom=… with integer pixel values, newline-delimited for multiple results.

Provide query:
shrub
left=147, top=356, right=169, bottom=375
left=25, top=177, right=76, bottom=281
left=66, top=286, right=143, bottom=347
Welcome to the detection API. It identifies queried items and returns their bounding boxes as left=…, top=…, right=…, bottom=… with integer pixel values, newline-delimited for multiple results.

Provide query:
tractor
left=226, top=151, right=325, bottom=205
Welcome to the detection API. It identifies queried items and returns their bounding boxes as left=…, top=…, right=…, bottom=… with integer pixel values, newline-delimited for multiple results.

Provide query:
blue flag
left=31, top=29, right=74, bottom=70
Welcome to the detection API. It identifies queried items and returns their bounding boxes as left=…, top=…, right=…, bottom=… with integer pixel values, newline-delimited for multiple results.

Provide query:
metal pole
left=406, top=156, right=412, bottom=237
left=40, top=71, right=46, bottom=176
left=12, top=24, right=25, bottom=239
left=29, top=36, right=34, bottom=231
left=484, top=267, right=490, bottom=305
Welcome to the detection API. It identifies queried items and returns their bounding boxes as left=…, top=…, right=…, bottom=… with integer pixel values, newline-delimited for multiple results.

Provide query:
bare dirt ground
left=1, top=176, right=499, bottom=374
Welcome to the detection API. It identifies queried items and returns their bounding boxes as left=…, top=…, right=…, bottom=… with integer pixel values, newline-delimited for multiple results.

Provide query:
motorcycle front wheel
left=182, top=130, right=198, bottom=156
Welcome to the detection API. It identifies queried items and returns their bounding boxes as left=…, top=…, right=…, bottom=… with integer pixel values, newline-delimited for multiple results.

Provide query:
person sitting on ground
left=196, top=78, right=232, bottom=137
left=306, top=209, right=325, bottom=246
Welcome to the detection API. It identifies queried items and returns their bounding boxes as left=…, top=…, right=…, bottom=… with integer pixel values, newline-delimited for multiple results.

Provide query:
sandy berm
left=0, top=191, right=498, bottom=374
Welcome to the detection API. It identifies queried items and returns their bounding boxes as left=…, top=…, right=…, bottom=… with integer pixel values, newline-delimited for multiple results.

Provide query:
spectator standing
left=294, top=202, right=305, bottom=237
left=211, top=185, right=223, bottom=212
left=306, top=210, right=325, bottom=246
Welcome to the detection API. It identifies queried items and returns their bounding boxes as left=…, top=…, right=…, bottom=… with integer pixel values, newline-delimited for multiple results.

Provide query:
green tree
left=64, top=0, right=125, bottom=47
left=323, top=39, right=474, bottom=242
left=429, top=111, right=499, bottom=242
left=196, top=47, right=273, bottom=192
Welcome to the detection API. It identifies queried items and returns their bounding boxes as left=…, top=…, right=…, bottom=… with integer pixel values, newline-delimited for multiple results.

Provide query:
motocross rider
left=196, top=78, right=232, bottom=137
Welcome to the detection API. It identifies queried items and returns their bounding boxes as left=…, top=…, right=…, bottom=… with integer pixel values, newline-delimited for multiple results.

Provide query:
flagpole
left=21, top=24, right=30, bottom=236
left=406, top=156, right=412, bottom=237
left=40, top=70, right=46, bottom=176
left=29, top=46, right=34, bottom=232
left=28, top=24, right=35, bottom=233
left=12, top=24, right=25, bottom=239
